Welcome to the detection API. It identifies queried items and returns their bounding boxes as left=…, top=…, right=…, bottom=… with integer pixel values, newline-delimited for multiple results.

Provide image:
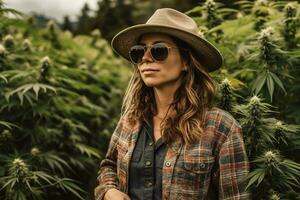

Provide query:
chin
left=141, top=77, right=160, bottom=87
left=144, top=81, right=160, bottom=87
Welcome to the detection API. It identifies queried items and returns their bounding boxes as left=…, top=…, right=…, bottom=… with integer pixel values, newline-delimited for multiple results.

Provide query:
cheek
left=164, top=57, right=184, bottom=76
left=162, top=67, right=182, bottom=78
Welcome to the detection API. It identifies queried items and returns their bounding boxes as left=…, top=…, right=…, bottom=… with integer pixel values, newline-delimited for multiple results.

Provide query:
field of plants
left=0, top=0, right=299, bottom=199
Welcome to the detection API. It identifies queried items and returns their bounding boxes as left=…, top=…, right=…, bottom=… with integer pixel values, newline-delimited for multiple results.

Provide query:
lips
left=141, top=68, right=160, bottom=73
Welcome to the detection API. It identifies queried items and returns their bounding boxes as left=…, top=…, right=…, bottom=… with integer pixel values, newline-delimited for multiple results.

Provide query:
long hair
left=121, top=36, right=216, bottom=144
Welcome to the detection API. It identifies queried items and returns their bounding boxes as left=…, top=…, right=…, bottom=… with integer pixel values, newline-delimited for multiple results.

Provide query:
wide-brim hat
left=111, top=8, right=223, bottom=72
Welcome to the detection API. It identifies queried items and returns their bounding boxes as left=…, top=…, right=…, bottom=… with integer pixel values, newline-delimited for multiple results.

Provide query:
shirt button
left=200, top=163, right=206, bottom=168
left=165, top=161, right=171, bottom=167
left=149, top=141, right=154, bottom=146
left=145, top=161, right=152, bottom=166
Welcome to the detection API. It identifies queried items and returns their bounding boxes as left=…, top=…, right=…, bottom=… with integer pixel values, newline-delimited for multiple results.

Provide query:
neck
left=153, top=80, right=181, bottom=117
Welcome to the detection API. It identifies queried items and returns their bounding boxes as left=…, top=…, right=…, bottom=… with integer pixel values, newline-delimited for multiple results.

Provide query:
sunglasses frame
left=128, top=43, right=179, bottom=65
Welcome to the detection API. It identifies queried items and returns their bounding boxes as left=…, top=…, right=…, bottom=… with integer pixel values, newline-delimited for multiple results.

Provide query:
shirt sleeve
left=214, top=123, right=251, bottom=200
left=94, top=118, right=123, bottom=200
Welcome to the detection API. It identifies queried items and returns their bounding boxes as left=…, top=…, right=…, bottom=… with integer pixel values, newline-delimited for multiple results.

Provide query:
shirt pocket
left=180, top=148, right=215, bottom=193
left=171, top=151, right=215, bottom=199
left=182, top=143, right=215, bottom=174
left=183, top=155, right=215, bottom=174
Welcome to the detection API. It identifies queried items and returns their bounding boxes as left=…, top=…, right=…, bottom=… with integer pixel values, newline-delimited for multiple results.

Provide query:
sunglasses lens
left=129, top=46, right=145, bottom=64
left=151, top=43, right=169, bottom=61
left=129, top=43, right=170, bottom=64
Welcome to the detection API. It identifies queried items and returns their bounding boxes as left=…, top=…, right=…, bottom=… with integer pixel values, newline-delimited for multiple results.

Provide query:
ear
left=181, top=53, right=189, bottom=71
left=182, top=60, right=188, bottom=71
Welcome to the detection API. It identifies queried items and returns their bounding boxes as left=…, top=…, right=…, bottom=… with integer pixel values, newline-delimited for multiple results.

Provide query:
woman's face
left=137, top=33, right=186, bottom=89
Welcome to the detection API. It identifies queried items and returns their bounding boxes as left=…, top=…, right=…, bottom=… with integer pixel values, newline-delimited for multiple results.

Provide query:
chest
left=116, top=128, right=216, bottom=199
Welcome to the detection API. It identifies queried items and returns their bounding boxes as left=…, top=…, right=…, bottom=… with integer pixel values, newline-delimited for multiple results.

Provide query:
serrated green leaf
left=0, top=74, right=8, bottom=83
left=266, top=72, right=274, bottom=101
left=33, top=84, right=40, bottom=100
left=75, top=143, right=101, bottom=158
left=253, top=71, right=267, bottom=94
left=17, top=91, right=24, bottom=105
left=269, top=72, right=286, bottom=94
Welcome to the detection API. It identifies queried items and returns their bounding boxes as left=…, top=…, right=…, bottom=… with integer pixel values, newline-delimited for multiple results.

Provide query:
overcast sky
left=5, top=0, right=98, bottom=22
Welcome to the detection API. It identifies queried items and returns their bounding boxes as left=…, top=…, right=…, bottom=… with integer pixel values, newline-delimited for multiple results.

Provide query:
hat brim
left=111, top=24, right=223, bottom=72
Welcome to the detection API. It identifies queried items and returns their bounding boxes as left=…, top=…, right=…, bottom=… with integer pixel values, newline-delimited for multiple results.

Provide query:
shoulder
left=204, top=107, right=241, bottom=137
left=116, top=115, right=141, bottom=134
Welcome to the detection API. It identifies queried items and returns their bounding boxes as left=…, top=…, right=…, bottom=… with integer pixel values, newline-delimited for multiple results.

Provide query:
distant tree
left=75, top=3, right=92, bottom=35
left=62, top=15, right=73, bottom=32
left=75, top=0, right=267, bottom=42
left=89, top=0, right=110, bottom=40
left=91, top=0, right=135, bottom=41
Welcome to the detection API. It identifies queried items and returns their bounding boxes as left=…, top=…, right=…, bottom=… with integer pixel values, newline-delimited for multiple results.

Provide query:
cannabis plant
left=189, top=0, right=300, bottom=198
left=0, top=2, right=131, bottom=199
left=282, top=2, right=299, bottom=49
left=233, top=95, right=300, bottom=199
left=217, top=78, right=242, bottom=113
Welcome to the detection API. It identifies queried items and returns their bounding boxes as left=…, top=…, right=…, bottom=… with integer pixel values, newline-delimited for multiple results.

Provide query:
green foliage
left=192, top=0, right=300, bottom=117
left=246, top=151, right=300, bottom=192
left=190, top=0, right=300, bottom=198
left=0, top=2, right=131, bottom=199
left=0, top=158, right=86, bottom=200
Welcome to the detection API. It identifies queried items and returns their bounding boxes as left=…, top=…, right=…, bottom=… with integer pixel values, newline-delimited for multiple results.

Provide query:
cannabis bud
left=219, top=78, right=233, bottom=111
left=284, top=3, right=297, bottom=18
left=91, top=29, right=101, bottom=39
left=31, top=147, right=41, bottom=156
left=258, top=27, right=274, bottom=41
left=9, top=158, right=30, bottom=179
left=221, top=78, right=231, bottom=86
left=40, top=56, right=51, bottom=78
left=283, top=3, right=298, bottom=48
left=23, top=39, right=32, bottom=51
left=204, top=0, right=222, bottom=29
left=90, top=29, right=101, bottom=47
left=46, top=20, right=61, bottom=49
left=249, top=96, right=263, bottom=120
left=62, top=118, right=75, bottom=134
left=275, top=120, right=283, bottom=128
left=3, top=34, right=14, bottom=49
left=264, top=151, right=279, bottom=164
left=47, top=20, right=56, bottom=32
left=255, top=0, right=269, bottom=6
left=270, top=193, right=280, bottom=200
left=253, top=0, right=270, bottom=30
left=250, top=96, right=261, bottom=104
left=205, top=0, right=216, bottom=10
left=257, top=27, right=277, bottom=67
left=0, top=130, right=13, bottom=143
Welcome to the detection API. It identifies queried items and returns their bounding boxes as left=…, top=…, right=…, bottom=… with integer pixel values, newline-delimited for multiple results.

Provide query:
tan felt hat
left=111, top=8, right=223, bottom=72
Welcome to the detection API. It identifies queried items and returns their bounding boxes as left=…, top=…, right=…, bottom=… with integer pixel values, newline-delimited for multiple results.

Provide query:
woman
left=95, top=8, right=250, bottom=200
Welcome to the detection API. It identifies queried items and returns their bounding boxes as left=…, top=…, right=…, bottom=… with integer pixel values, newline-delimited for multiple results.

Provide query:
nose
left=141, top=47, right=153, bottom=62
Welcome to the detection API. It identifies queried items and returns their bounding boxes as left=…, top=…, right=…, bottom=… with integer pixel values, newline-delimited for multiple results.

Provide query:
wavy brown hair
left=121, top=36, right=216, bottom=144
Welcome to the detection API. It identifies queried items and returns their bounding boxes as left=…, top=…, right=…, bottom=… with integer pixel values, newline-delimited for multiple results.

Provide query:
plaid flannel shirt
left=95, top=107, right=250, bottom=200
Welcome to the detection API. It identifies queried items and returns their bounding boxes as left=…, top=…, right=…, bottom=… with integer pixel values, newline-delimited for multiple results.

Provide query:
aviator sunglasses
left=129, top=43, right=180, bottom=65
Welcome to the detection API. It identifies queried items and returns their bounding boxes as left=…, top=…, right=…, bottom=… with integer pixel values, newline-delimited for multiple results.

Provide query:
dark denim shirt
left=128, top=119, right=167, bottom=200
